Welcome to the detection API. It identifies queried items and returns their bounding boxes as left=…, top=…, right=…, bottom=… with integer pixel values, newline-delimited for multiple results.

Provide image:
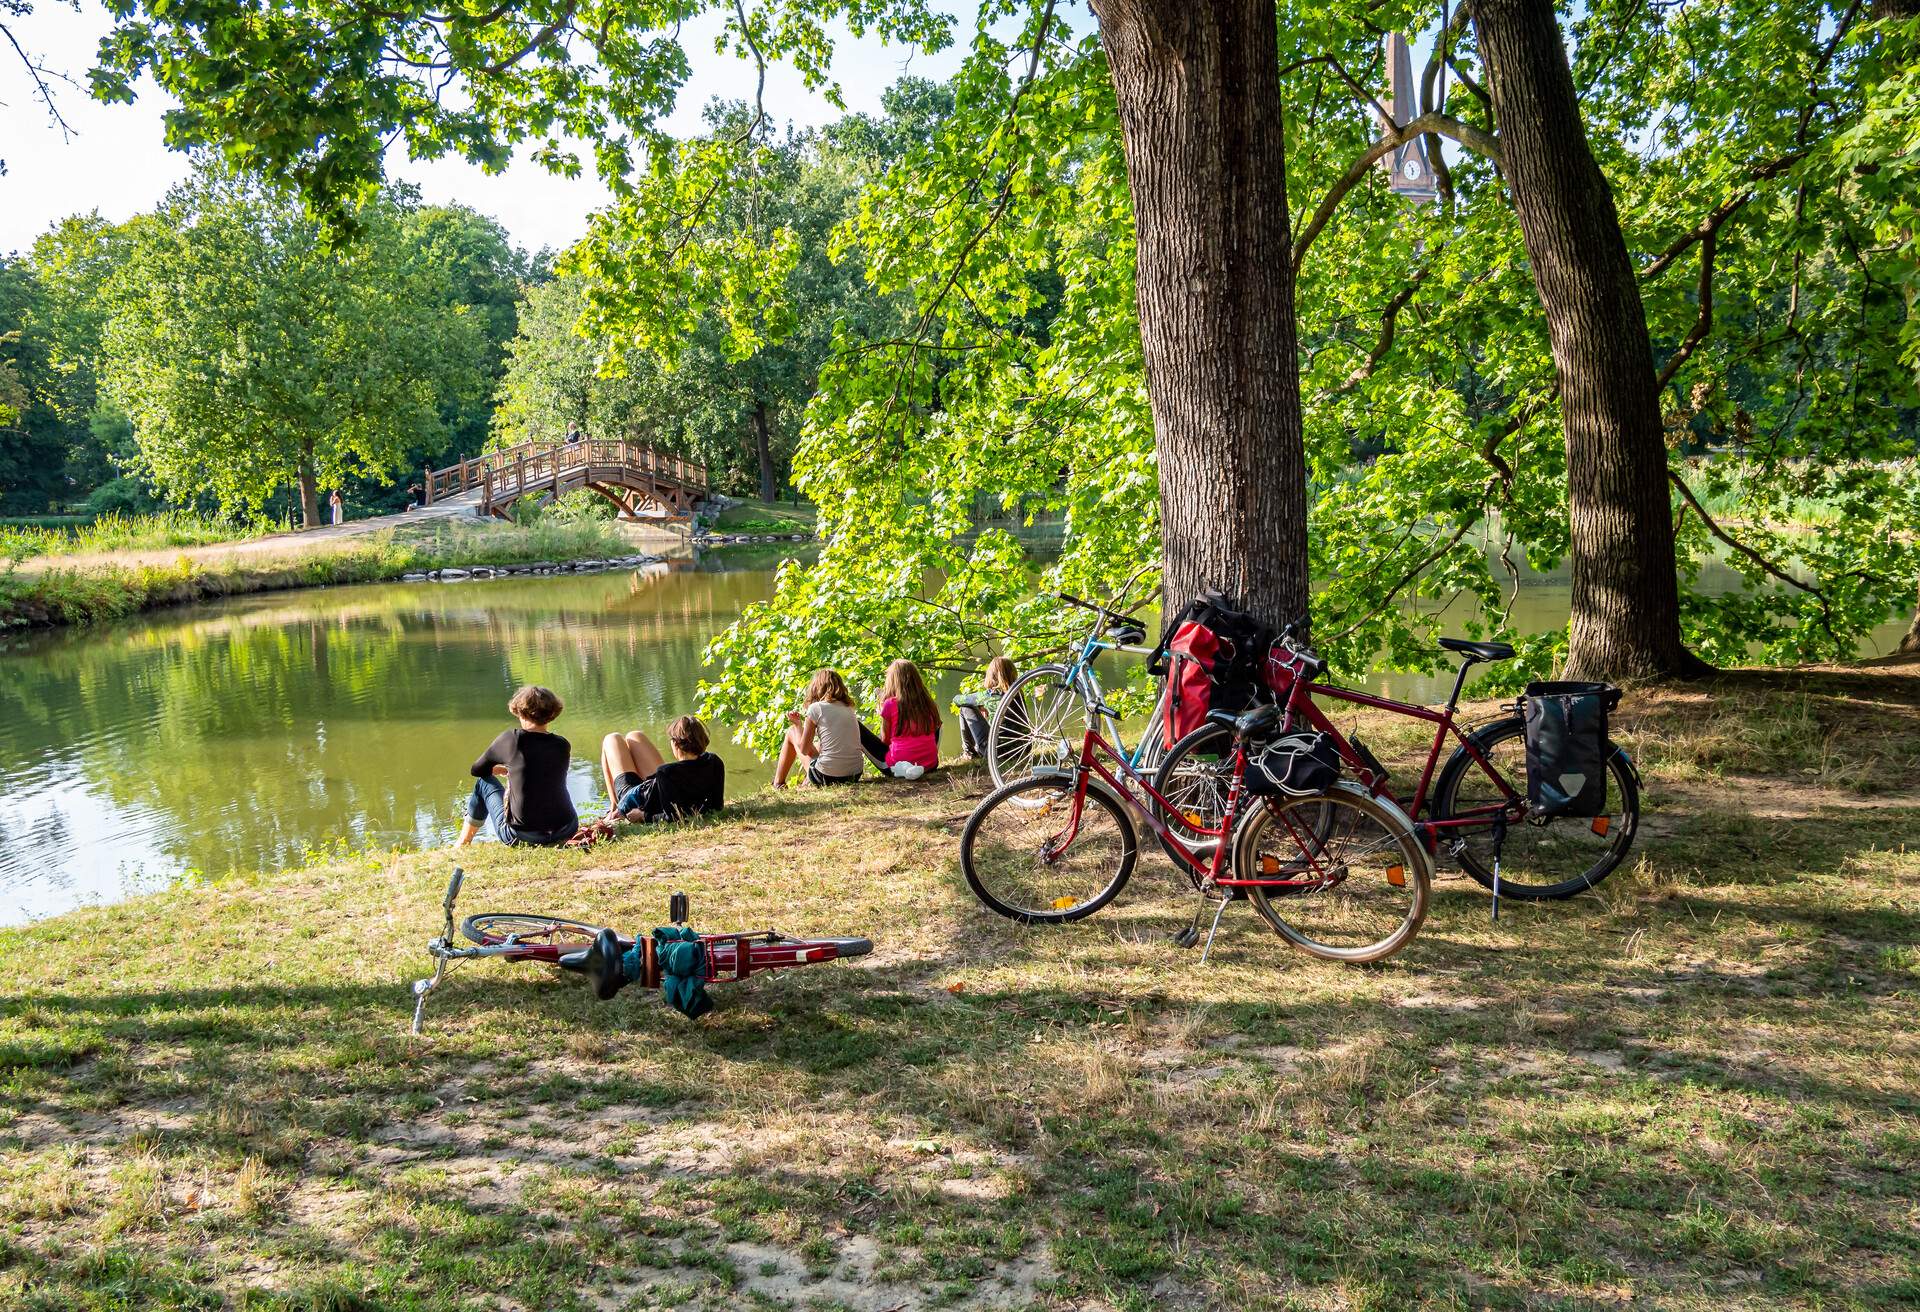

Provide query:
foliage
left=94, top=168, right=493, bottom=525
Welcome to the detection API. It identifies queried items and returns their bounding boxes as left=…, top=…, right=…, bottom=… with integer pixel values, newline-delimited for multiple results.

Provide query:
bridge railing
left=425, top=439, right=709, bottom=507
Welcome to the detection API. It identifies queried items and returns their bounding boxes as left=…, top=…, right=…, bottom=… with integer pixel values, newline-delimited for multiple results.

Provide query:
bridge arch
left=424, top=440, right=709, bottom=520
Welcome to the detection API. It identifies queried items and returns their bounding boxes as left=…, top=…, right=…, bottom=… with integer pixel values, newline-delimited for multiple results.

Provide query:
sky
left=0, top=2, right=985, bottom=258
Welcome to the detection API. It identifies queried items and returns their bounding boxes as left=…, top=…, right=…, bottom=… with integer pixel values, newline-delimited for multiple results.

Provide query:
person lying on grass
left=774, top=667, right=867, bottom=788
left=456, top=684, right=578, bottom=848
left=601, top=715, right=725, bottom=822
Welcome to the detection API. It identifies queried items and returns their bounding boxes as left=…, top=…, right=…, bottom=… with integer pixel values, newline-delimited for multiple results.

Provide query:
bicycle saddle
left=558, top=927, right=631, bottom=1000
left=1438, top=637, right=1516, bottom=663
left=1206, top=703, right=1281, bottom=737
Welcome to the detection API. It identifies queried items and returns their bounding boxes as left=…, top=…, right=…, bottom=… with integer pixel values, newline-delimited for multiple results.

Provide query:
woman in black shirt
left=602, top=715, right=725, bottom=823
left=456, top=685, right=579, bottom=847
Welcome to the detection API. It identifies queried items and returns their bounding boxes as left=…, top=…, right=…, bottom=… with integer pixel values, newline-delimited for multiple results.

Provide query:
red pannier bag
left=1151, top=592, right=1275, bottom=749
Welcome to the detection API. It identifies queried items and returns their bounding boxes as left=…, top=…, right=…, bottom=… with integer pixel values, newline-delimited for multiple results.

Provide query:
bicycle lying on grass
left=961, top=695, right=1434, bottom=964
left=410, top=869, right=873, bottom=1033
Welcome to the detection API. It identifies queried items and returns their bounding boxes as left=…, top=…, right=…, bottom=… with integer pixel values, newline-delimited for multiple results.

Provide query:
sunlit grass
left=0, top=509, right=265, bottom=562
left=3, top=673, right=1918, bottom=1308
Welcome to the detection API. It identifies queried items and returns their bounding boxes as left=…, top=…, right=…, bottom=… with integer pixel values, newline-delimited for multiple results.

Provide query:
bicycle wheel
left=1232, top=783, right=1430, bottom=964
left=1151, top=723, right=1234, bottom=866
left=1431, top=715, right=1639, bottom=900
left=988, top=665, right=1091, bottom=787
left=960, top=776, right=1137, bottom=923
left=462, top=914, right=606, bottom=960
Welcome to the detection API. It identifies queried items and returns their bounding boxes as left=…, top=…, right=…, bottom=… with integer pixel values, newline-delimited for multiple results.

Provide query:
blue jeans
left=467, top=777, right=577, bottom=847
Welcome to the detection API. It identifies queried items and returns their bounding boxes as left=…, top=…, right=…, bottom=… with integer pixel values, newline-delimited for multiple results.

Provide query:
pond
left=0, top=550, right=1906, bottom=925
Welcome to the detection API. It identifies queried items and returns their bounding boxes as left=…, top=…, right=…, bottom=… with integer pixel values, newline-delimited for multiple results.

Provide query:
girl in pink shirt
left=877, top=659, right=941, bottom=776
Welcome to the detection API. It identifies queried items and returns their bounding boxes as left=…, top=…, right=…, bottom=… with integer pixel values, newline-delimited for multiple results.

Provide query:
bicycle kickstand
left=1199, top=893, right=1234, bottom=966
left=1489, top=818, right=1507, bottom=923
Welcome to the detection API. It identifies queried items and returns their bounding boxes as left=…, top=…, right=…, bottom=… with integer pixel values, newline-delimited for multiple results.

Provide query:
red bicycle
left=410, top=870, right=872, bottom=1032
left=959, top=699, right=1434, bottom=964
left=1153, top=630, right=1640, bottom=905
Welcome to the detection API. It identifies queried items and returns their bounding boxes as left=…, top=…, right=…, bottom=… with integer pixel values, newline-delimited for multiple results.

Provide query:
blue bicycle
left=987, top=593, right=1169, bottom=790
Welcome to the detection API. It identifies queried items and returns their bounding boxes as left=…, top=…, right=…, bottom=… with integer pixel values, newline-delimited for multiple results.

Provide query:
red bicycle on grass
left=410, top=869, right=872, bottom=1032
left=1153, top=630, right=1641, bottom=908
left=959, top=691, right=1435, bottom=964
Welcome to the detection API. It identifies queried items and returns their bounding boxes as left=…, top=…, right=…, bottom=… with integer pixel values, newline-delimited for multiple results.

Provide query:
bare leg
left=774, top=725, right=806, bottom=788
left=624, top=731, right=666, bottom=779
left=601, top=732, right=637, bottom=801
left=455, top=819, right=479, bottom=847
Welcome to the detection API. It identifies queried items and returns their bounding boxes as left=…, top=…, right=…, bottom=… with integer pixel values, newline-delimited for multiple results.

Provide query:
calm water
left=0, top=552, right=1905, bottom=924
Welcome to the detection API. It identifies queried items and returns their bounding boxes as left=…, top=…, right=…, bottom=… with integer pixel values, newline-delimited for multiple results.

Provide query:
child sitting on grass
left=774, top=668, right=867, bottom=788
left=953, top=656, right=1018, bottom=760
left=601, top=715, right=725, bottom=822
left=871, top=659, right=942, bottom=780
left=456, top=685, right=578, bottom=847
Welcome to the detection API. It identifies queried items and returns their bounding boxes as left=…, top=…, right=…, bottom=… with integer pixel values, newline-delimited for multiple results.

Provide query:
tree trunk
left=1900, top=579, right=1920, bottom=655
left=1473, top=0, right=1708, bottom=681
left=297, top=460, right=320, bottom=529
left=752, top=400, right=776, bottom=503
left=1093, top=0, right=1309, bottom=633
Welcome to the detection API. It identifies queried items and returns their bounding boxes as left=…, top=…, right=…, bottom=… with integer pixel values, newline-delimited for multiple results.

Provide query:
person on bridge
left=456, top=685, right=579, bottom=848
left=601, top=715, right=725, bottom=822
left=565, top=421, right=584, bottom=445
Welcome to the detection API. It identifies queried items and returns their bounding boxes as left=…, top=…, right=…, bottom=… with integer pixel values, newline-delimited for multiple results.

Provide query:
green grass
left=0, top=510, right=267, bottom=563
left=0, top=517, right=636, bottom=630
left=710, top=498, right=815, bottom=535
left=3, top=670, right=1917, bottom=1309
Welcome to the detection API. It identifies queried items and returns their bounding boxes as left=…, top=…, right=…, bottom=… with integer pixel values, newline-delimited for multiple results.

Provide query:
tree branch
left=1333, top=266, right=1431, bottom=394
left=1292, top=111, right=1501, bottom=270
left=1667, top=468, right=1839, bottom=641
left=1654, top=227, right=1715, bottom=391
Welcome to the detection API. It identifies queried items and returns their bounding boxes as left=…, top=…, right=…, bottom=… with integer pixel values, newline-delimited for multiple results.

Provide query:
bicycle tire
left=462, top=914, right=606, bottom=959
left=960, top=775, right=1137, bottom=923
left=1150, top=723, right=1236, bottom=867
left=1232, top=783, right=1431, bottom=964
left=1430, top=715, right=1639, bottom=900
left=987, top=665, right=1089, bottom=788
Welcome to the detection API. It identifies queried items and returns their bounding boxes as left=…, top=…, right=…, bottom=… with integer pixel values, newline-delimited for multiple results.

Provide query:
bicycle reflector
left=1053, top=896, right=1078, bottom=910
left=1591, top=816, right=1611, bottom=836
left=1386, top=863, right=1406, bottom=888
left=1259, top=855, right=1281, bottom=875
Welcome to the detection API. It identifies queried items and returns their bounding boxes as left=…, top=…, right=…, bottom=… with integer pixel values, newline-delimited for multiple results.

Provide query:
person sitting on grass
left=774, top=668, right=867, bottom=788
left=601, top=715, right=725, bottom=822
left=871, top=659, right=942, bottom=780
left=457, top=685, right=578, bottom=847
left=953, top=656, right=1018, bottom=760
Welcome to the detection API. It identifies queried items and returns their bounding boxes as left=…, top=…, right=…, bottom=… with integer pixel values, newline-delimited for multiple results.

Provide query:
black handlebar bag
left=1521, top=682, right=1620, bottom=818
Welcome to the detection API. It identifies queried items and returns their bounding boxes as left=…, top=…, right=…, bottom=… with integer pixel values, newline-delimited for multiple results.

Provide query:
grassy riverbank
left=0, top=517, right=642, bottom=631
left=4, top=670, right=1917, bottom=1309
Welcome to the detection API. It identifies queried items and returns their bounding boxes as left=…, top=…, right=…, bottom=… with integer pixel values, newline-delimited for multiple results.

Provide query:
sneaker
left=890, top=762, right=927, bottom=781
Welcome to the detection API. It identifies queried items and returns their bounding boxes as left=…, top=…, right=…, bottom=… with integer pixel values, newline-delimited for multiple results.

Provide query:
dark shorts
left=614, top=771, right=643, bottom=797
left=806, top=763, right=862, bottom=787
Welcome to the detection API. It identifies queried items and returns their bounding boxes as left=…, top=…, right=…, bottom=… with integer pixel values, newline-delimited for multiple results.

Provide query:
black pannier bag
left=1521, top=681, right=1621, bottom=818
left=1244, top=732, right=1342, bottom=798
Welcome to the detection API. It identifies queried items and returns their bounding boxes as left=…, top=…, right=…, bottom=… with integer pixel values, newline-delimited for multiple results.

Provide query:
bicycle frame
left=1047, top=728, right=1354, bottom=893
left=1265, top=650, right=1520, bottom=837
left=1056, top=629, right=1166, bottom=771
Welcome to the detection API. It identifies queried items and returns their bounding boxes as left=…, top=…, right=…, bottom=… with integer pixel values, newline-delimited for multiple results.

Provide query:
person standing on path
left=329, top=490, right=344, bottom=526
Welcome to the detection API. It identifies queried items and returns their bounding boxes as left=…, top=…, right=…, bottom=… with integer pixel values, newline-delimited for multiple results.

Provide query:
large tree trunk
left=1093, top=0, right=1309, bottom=633
left=1900, top=579, right=1920, bottom=655
left=1473, top=0, right=1708, bottom=680
left=752, top=400, right=776, bottom=503
left=296, top=460, right=320, bottom=529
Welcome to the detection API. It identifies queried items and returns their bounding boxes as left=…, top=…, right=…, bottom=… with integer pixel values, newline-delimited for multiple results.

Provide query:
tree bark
left=752, top=400, right=775, bottom=503
left=1900, top=579, right=1920, bottom=655
left=297, top=459, right=320, bottom=529
left=1093, top=0, right=1309, bottom=633
left=1473, top=0, right=1708, bottom=680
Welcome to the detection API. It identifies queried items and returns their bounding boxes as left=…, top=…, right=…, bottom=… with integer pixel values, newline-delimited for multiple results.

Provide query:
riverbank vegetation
left=4, top=670, right=1916, bottom=1309
left=0, top=510, right=265, bottom=564
left=0, top=517, right=639, bottom=630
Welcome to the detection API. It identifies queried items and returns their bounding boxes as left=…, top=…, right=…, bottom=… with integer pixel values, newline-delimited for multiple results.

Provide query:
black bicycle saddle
left=1438, top=637, right=1516, bottom=662
left=1205, top=703, right=1280, bottom=737
left=558, top=927, right=631, bottom=1000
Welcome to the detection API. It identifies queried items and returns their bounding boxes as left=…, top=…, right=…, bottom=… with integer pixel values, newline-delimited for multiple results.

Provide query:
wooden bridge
left=425, top=439, right=709, bottom=520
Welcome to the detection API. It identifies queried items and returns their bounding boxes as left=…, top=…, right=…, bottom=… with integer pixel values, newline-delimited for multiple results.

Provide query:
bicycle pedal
left=1171, top=926, right=1201, bottom=949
